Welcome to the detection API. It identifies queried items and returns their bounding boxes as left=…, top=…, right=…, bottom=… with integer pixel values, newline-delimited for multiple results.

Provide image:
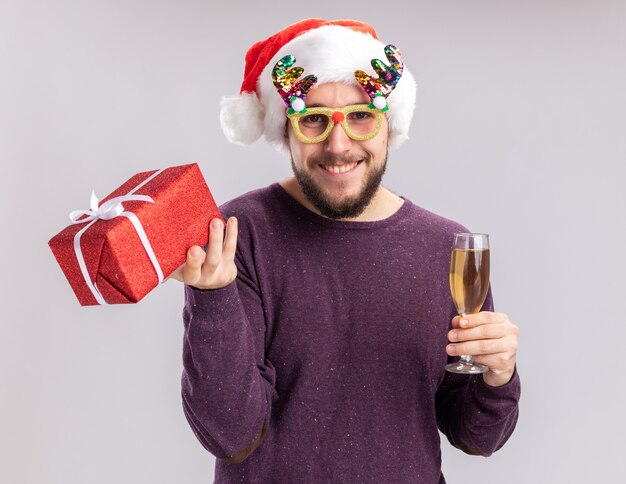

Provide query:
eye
left=302, top=114, right=324, bottom=124
left=299, top=113, right=329, bottom=130
left=348, top=111, right=375, bottom=122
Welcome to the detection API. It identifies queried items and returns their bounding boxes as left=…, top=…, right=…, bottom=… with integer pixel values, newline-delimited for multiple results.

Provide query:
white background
left=1, top=1, right=625, bottom=482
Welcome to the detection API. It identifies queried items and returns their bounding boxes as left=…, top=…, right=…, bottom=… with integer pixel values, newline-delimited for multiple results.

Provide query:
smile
left=319, top=160, right=363, bottom=174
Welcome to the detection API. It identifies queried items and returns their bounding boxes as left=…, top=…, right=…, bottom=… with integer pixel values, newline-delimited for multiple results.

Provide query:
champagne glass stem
left=445, top=311, right=488, bottom=374
left=459, top=312, right=475, bottom=366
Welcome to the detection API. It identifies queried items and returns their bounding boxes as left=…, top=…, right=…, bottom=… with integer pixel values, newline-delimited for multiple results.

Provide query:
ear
left=283, top=119, right=290, bottom=142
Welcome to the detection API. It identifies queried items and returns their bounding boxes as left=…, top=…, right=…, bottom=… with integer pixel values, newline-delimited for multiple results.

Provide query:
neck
left=279, top=177, right=404, bottom=222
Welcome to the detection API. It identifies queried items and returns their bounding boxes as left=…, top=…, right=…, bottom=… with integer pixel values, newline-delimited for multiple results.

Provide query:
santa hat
left=220, top=19, right=417, bottom=152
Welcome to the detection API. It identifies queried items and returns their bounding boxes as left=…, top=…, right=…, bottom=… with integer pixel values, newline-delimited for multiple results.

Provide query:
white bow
left=69, top=191, right=154, bottom=223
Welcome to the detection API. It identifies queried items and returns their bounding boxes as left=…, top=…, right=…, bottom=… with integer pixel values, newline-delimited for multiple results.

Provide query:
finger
left=222, top=217, right=238, bottom=262
left=203, top=218, right=225, bottom=272
left=455, top=311, right=509, bottom=328
left=183, top=245, right=206, bottom=285
left=448, top=323, right=509, bottom=343
left=447, top=334, right=517, bottom=357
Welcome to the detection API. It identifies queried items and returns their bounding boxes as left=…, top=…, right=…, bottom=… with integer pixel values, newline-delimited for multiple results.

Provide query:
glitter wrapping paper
left=48, top=163, right=223, bottom=306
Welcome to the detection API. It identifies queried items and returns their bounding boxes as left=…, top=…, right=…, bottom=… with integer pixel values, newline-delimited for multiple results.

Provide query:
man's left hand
left=446, top=312, right=519, bottom=387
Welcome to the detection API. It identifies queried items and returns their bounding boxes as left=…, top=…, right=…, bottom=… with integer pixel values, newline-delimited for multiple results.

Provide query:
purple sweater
left=181, top=183, right=520, bottom=483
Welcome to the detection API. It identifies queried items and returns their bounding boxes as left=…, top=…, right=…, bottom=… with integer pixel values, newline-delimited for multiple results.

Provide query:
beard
left=290, top=150, right=388, bottom=220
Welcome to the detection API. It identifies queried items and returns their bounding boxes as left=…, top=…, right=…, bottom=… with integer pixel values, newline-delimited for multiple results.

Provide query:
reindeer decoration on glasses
left=272, top=55, right=318, bottom=114
left=272, top=44, right=404, bottom=114
left=354, top=44, right=404, bottom=111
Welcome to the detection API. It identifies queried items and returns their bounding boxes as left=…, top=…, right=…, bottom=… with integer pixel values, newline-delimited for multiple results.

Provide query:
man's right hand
left=168, top=217, right=238, bottom=290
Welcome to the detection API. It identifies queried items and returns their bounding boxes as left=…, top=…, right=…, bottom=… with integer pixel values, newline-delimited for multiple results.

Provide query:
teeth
left=322, top=162, right=358, bottom=174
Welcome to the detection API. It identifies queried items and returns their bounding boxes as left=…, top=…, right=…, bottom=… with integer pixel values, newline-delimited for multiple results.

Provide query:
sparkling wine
left=449, top=248, right=490, bottom=315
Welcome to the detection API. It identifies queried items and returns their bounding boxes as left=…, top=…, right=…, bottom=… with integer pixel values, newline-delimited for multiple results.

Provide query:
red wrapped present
left=48, top=163, right=223, bottom=306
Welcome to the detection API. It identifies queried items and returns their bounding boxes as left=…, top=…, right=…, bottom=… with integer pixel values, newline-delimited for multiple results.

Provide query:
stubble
left=290, top=151, right=388, bottom=220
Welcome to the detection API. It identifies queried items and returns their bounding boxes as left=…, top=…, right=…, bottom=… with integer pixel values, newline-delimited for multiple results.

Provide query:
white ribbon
left=69, top=168, right=166, bottom=305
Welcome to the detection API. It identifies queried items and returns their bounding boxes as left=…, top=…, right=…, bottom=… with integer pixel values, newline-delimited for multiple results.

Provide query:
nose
left=325, top=115, right=352, bottom=154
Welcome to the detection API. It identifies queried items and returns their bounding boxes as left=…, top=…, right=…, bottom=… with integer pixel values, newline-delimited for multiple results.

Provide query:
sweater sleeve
left=435, top=366, right=520, bottom=456
left=434, top=287, right=521, bottom=457
left=180, top=251, right=277, bottom=461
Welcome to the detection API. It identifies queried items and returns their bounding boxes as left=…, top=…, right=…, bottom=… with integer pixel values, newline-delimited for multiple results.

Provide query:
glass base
left=445, top=359, right=488, bottom=374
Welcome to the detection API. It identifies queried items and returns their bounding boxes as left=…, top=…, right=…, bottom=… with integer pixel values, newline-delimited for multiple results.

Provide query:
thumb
left=451, top=315, right=463, bottom=329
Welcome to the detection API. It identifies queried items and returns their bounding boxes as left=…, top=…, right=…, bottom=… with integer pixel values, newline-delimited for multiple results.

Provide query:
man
left=171, top=19, right=520, bottom=483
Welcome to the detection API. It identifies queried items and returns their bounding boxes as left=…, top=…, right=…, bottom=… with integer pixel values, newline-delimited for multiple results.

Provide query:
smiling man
left=172, top=19, right=521, bottom=483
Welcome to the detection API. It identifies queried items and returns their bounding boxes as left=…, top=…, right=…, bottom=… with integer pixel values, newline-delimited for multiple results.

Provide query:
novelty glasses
left=287, top=104, right=385, bottom=144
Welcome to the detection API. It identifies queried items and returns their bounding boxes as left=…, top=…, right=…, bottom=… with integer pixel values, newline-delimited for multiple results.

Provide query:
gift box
left=48, top=163, right=223, bottom=306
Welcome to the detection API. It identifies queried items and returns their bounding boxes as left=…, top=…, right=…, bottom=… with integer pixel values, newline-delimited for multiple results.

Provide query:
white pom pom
left=373, top=95, right=387, bottom=110
left=290, top=97, right=305, bottom=112
left=220, top=92, right=264, bottom=145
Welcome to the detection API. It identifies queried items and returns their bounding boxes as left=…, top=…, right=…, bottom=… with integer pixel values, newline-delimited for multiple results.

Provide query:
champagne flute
left=445, top=233, right=490, bottom=374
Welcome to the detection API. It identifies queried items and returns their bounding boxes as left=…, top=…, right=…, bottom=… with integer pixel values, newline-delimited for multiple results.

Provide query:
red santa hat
left=220, top=19, right=417, bottom=152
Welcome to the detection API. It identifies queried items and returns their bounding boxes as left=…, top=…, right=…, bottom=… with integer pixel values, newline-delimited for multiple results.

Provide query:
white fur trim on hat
left=220, top=92, right=265, bottom=145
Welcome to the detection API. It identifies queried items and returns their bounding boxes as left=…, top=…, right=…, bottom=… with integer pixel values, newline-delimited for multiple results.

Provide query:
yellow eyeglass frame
left=287, top=104, right=385, bottom=144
